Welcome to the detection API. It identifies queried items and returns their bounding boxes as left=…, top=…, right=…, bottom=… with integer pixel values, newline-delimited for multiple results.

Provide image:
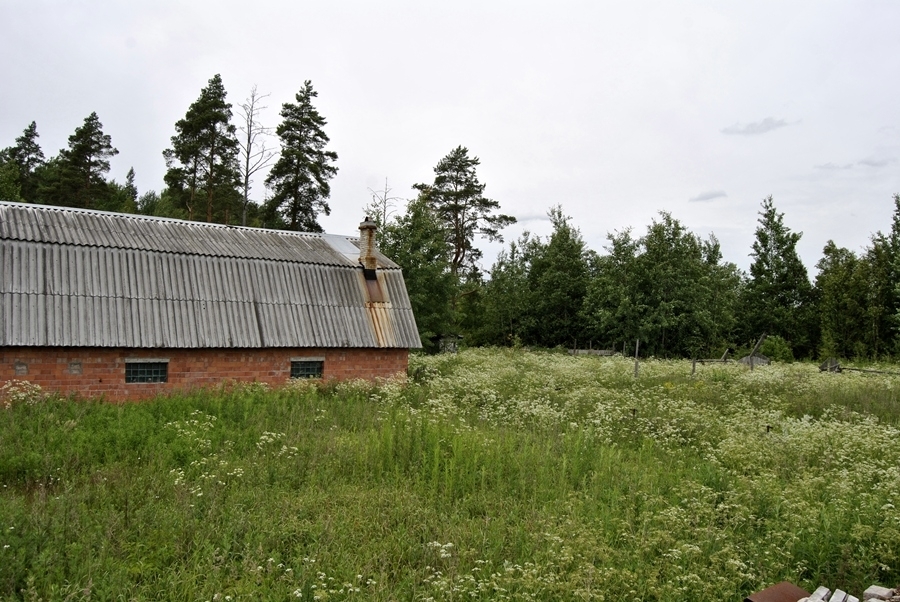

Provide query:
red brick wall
left=0, top=347, right=409, bottom=402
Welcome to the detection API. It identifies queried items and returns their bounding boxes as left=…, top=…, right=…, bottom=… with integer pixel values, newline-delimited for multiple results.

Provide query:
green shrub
left=761, top=334, right=795, bottom=362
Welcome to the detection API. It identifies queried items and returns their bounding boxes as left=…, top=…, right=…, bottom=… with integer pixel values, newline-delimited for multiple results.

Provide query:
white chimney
left=359, top=216, right=378, bottom=272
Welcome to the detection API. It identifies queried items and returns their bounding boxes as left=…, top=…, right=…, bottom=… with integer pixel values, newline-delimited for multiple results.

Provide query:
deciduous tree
left=237, top=85, right=276, bottom=226
left=0, top=160, right=22, bottom=202
left=815, top=241, right=869, bottom=358
left=477, top=233, right=539, bottom=346
left=584, top=212, right=740, bottom=357
left=526, top=206, right=592, bottom=347
left=379, top=197, right=455, bottom=351
left=365, top=178, right=401, bottom=227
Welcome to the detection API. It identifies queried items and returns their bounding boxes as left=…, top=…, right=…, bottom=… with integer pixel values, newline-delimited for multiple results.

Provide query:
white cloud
left=721, top=117, right=790, bottom=135
left=814, top=162, right=854, bottom=170
left=515, top=213, right=551, bottom=223
left=3, top=2, right=900, bottom=276
left=857, top=158, right=893, bottom=167
left=689, top=190, right=727, bottom=202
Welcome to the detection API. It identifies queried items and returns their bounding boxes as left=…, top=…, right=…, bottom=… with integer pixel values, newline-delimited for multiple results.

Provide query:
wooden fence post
left=748, top=333, right=766, bottom=372
left=634, top=340, right=640, bottom=378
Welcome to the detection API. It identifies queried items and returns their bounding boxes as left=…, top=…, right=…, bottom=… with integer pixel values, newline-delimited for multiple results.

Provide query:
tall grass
left=1, top=351, right=899, bottom=600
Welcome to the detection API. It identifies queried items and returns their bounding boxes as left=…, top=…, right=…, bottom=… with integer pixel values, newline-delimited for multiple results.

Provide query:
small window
left=291, top=360, right=324, bottom=379
left=125, top=360, right=168, bottom=383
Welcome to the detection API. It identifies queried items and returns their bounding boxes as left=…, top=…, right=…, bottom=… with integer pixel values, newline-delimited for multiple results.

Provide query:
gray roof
left=0, top=202, right=422, bottom=349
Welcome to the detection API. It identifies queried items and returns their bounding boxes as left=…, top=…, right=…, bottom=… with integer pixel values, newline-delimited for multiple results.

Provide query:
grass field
left=1, top=349, right=899, bottom=601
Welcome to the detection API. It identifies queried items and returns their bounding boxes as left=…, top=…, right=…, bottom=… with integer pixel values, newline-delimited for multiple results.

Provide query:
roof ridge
left=0, top=200, right=360, bottom=241
left=0, top=200, right=394, bottom=267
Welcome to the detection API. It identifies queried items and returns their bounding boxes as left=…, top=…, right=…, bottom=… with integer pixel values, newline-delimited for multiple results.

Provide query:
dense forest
left=2, top=74, right=899, bottom=361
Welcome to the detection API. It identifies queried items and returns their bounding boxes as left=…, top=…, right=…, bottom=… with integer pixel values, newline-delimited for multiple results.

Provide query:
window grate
left=291, top=360, right=323, bottom=379
left=125, top=362, right=168, bottom=383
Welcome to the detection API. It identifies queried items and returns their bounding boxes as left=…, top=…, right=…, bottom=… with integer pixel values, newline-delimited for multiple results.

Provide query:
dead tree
left=237, top=85, right=276, bottom=226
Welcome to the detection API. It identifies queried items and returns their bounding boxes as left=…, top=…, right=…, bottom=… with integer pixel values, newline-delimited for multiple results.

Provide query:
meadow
left=1, top=349, right=899, bottom=601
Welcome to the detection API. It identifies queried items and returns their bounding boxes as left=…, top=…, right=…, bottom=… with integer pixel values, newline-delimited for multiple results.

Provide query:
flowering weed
left=2, top=350, right=899, bottom=600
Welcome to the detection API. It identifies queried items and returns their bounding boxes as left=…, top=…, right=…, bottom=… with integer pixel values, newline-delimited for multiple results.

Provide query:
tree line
left=381, top=158, right=900, bottom=360
left=2, top=73, right=899, bottom=361
left=0, top=75, right=337, bottom=231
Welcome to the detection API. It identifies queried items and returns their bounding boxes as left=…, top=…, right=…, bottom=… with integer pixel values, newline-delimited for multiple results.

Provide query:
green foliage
left=476, top=232, right=538, bottom=345
left=124, top=167, right=138, bottom=203
left=811, top=195, right=900, bottom=360
left=743, top=196, right=816, bottom=357
left=478, top=207, right=593, bottom=348
left=815, top=242, right=870, bottom=359
left=527, top=207, right=592, bottom=347
left=865, top=233, right=896, bottom=357
left=38, top=112, right=118, bottom=209
left=163, top=74, right=241, bottom=223
left=134, top=188, right=184, bottom=219
left=380, top=197, right=455, bottom=350
left=759, top=334, right=794, bottom=362
left=103, top=168, right=141, bottom=214
left=414, top=146, right=515, bottom=277
left=0, top=160, right=22, bottom=202
left=3, top=352, right=900, bottom=601
left=0, top=121, right=44, bottom=202
left=887, top=194, right=900, bottom=353
left=584, top=212, right=740, bottom=357
left=264, top=81, right=337, bottom=232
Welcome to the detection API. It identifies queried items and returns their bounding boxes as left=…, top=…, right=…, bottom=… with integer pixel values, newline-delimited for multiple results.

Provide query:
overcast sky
left=3, top=1, right=899, bottom=274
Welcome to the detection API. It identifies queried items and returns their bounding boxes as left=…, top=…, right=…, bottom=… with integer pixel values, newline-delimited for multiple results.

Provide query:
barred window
left=291, top=359, right=324, bottom=379
left=125, top=360, right=168, bottom=383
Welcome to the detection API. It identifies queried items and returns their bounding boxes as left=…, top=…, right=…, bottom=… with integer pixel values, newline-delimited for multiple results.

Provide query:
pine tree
left=39, top=113, right=118, bottom=209
left=104, top=167, right=139, bottom=213
left=414, top=146, right=516, bottom=278
left=124, top=167, right=138, bottom=204
left=264, top=81, right=337, bottom=232
left=164, top=74, right=241, bottom=223
left=1, top=121, right=45, bottom=201
left=742, top=196, right=815, bottom=356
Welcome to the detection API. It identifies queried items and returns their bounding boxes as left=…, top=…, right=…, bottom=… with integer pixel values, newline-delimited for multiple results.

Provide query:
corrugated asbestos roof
left=0, top=201, right=401, bottom=267
left=0, top=202, right=422, bottom=349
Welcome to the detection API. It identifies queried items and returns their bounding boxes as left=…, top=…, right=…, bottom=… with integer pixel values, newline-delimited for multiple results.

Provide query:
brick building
left=0, top=202, right=421, bottom=400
